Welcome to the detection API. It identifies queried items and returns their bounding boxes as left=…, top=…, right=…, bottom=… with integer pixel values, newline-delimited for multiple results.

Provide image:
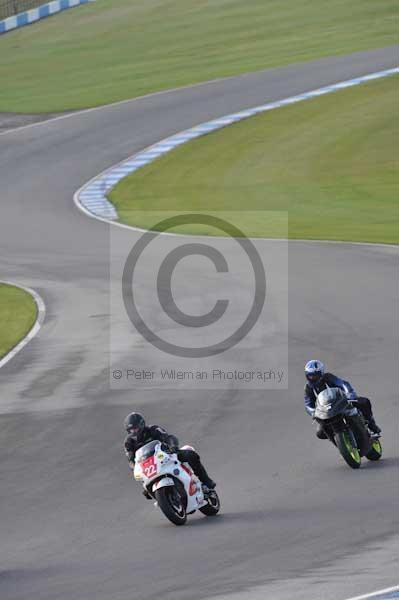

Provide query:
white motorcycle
left=134, top=440, right=220, bottom=525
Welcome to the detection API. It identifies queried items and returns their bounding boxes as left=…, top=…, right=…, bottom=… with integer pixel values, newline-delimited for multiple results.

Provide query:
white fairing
left=134, top=442, right=207, bottom=515
left=152, top=477, right=174, bottom=491
left=317, top=387, right=337, bottom=406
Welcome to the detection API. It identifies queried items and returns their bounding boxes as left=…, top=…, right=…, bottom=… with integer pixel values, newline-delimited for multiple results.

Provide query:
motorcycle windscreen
left=314, top=390, right=350, bottom=420
left=135, top=440, right=159, bottom=463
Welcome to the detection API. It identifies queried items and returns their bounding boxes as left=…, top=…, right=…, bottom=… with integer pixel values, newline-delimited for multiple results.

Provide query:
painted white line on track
left=345, top=585, right=399, bottom=600
left=0, top=70, right=268, bottom=138
left=74, top=66, right=399, bottom=246
left=0, top=281, right=46, bottom=369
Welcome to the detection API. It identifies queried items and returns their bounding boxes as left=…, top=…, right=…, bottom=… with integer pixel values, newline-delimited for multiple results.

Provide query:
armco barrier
left=0, top=0, right=90, bottom=34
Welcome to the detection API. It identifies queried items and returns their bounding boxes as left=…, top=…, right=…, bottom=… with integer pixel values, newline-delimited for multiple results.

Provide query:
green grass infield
left=109, top=75, right=399, bottom=244
left=0, top=283, right=37, bottom=359
left=0, top=0, right=398, bottom=112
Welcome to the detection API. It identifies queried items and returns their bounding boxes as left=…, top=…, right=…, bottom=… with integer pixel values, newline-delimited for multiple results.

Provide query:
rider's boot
left=367, top=417, right=381, bottom=435
left=202, top=478, right=216, bottom=491
left=194, top=463, right=216, bottom=489
left=180, top=449, right=217, bottom=490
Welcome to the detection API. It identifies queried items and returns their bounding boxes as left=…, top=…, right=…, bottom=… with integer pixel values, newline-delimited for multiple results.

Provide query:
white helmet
left=305, top=360, right=325, bottom=383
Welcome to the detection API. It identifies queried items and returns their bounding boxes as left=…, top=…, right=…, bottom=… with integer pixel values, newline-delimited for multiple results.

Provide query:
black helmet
left=124, top=412, right=146, bottom=441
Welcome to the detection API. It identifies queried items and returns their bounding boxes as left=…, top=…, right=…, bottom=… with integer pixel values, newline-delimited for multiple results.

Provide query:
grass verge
left=0, top=0, right=398, bottom=112
left=0, top=283, right=37, bottom=359
left=109, top=75, right=399, bottom=243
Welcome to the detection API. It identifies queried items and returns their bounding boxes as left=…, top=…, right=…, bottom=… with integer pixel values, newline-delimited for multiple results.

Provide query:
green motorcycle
left=314, top=387, right=382, bottom=469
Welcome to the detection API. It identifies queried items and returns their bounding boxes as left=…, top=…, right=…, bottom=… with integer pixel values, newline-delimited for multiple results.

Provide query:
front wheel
left=155, top=486, right=187, bottom=526
left=335, top=430, right=362, bottom=469
left=199, top=490, right=221, bottom=517
left=366, top=438, right=382, bottom=461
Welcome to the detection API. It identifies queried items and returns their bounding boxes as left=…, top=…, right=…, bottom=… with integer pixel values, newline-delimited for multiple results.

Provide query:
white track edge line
left=0, top=70, right=267, bottom=138
left=0, top=281, right=46, bottom=369
left=2, top=56, right=398, bottom=138
left=73, top=65, right=399, bottom=250
left=345, top=584, right=399, bottom=600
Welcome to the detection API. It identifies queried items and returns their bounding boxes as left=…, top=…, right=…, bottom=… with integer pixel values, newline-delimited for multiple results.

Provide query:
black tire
left=155, top=486, right=187, bottom=526
left=366, top=438, right=382, bottom=461
left=199, top=490, right=221, bottom=517
left=335, top=430, right=362, bottom=469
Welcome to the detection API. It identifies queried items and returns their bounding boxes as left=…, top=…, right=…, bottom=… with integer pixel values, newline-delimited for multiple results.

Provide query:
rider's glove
left=161, top=439, right=179, bottom=453
left=166, top=435, right=179, bottom=452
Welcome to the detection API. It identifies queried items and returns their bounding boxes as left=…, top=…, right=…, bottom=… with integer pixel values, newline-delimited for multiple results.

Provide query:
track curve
left=0, top=281, right=45, bottom=369
left=1, top=47, right=399, bottom=600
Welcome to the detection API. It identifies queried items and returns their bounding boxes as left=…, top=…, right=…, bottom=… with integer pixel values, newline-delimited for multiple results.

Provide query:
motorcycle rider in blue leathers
left=304, top=360, right=381, bottom=439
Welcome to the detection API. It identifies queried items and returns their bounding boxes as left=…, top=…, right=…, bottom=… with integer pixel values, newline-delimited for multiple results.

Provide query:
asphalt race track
left=1, top=47, right=399, bottom=600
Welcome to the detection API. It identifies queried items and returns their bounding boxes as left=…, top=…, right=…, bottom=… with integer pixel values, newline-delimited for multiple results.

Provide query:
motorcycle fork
left=325, top=426, right=337, bottom=446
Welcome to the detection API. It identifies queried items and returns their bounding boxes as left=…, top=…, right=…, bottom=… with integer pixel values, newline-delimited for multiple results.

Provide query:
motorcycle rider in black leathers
left=304, top=360, right=381, bottom=439
left=124, top=413, right=216, bottom=497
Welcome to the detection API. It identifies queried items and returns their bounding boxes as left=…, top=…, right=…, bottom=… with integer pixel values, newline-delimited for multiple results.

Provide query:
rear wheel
left=155, top=486, right=187, bottom=525
left=199, top=490, right=221, bottom=517
left=366, top=438, right=382, bottom=461
left=336, top=430, right=362, bottom=469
